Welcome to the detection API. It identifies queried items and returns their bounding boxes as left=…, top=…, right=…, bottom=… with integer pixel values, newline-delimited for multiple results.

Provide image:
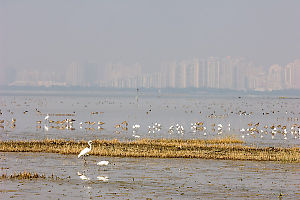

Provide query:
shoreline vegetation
left=0, top=137, right=299, bottom=162
left=1, top=171, right=60, bottom=180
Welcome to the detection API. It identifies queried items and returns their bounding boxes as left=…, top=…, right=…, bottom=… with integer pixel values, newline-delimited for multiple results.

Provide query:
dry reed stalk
left=0, top=137, right=299, bottom=162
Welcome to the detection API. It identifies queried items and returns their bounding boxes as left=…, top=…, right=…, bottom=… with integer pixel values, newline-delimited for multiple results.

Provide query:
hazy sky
left=1, top=0, right=300, bottom=71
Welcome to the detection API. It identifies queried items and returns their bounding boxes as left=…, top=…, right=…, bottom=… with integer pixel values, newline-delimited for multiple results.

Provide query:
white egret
left=97, top=176, right=109, bottom=182
left=77, top=171, right=90, bottom=180
left=78, top=140, right=92, bottom=158
left=45, top=114, right=49, bottom=121
left=132, top=124, right=140, bottom=134
left=97, top=161, right=109, bottom=166
left=80, top=174, right=90, bottom=180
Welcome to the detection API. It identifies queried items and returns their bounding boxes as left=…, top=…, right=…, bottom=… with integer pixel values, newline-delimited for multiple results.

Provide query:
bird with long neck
left=78, top=140, right=92, bottom=159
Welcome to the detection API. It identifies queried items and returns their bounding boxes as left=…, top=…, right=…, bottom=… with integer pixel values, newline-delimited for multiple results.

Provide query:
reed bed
left=1, top=171, right=61, bottom=180
left=0, top=137, right=299, bottom=162
left=1, top=171, right=46, bottom=180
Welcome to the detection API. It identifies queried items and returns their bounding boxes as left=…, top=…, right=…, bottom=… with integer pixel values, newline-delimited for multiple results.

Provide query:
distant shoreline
left=1, top=86, right=300, bottom=97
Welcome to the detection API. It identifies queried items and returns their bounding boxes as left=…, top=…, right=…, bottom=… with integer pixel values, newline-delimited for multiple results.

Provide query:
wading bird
left=78, top=140, right=92, bottom=159
left=97, top=161, right=109, bottom=166
left=77, top=172, right=90, bottom=180
left=97, top=176, right=109, bottom=181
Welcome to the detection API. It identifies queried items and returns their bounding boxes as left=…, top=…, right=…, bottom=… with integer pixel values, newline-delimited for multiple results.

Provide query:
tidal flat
left=1, top=94, right=300, bottom=199
left=1, top=152, right=299, bottom=199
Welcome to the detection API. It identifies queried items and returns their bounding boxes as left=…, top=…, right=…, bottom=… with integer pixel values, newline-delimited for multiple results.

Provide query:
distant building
left=161, top=61, right=176, bottom=88
left=247, top=67, right=267, bottom=91
left=83, top=62, right=98, bottom=87
left=197, top=59, right=206, bottom=88
left=284, top=59, right=300, bottom=89
left=267, top=64, right=284, bottom=91
left=0, top=67, right=16, bottom=85
left=206, top=57, right=220, bottom=88
left=66, top=62, right=83, bottom=86
left=185, top=59, right=199, bottom=88
left=219, top=57, right=234, bottom=89
left=175, top=61, right=187, bottom=88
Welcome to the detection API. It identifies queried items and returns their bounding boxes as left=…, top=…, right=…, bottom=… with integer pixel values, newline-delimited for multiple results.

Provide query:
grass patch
left=0, top=137, right=299, bottom=162
left=1, top=171, right=61, bottom=180
left=1, top=171, right=45, bottom=180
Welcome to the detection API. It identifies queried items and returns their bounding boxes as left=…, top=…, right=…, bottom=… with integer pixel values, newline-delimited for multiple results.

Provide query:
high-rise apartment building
left=285, top=59, right=300, bottom=89
left=197, top=59, right=206, bottom=88
left=219, top=57, right=234, bottom=89
left=83, top=62, right=98, bottom=87
left=66, top=62, right=83, bottom=86
left=175, top=62, right=187, bottom=88
left=185, top=59, right=199, bottom=88
left=161, top=61, right=176, bottom=88
left=267, top=64, right=284, bottom=91
left=247, top=66, right=267, bottom=91
left=231, top=58, right=249, bottom=91
left=206, top=57, right=220, bottom=88
left=61, top=57, right=300, bottom=90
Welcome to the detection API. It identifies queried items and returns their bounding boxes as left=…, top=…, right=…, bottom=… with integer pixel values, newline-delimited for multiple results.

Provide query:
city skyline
left=1, top=1, right=300, bottom=74
left=1, top=56, right=300, bottom=91
left=1, top=1, right=300, bottom=92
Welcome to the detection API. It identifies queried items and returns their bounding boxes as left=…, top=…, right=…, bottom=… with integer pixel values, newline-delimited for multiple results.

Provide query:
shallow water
left=1, top=152, right=299, bottom=199
left=1, top=92, right=300, bottom=199
left=0, top=93, right=299, bottom=147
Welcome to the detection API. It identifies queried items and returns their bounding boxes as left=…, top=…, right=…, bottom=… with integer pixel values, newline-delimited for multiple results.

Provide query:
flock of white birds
left=1, top=110, right=300, bottom=141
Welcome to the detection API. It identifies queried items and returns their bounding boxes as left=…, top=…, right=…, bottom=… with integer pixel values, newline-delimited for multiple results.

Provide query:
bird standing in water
left=78, top=140, right=92, bottom=159
left=97, top=160, right=109, bottom=166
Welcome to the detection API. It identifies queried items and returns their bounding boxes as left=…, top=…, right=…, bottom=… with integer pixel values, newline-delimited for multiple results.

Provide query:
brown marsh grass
left=1, top=171, right=46, bottom=180
left=1, top=171, right=61, bottom=180
left=0, top=137, right=299, bottom=162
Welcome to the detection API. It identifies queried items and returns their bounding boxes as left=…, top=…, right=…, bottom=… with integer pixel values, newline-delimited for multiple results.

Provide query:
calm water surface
left=1, top=152, right=299, bottom=199
left=0, top=92, right=299, bottom=199
left=0, top=93, right=299, bottom=147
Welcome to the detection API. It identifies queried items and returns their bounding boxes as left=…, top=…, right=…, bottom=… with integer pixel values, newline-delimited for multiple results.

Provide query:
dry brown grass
left=1, top=171, right=46, bottom=180
left=1, top=171, right=61, bottom=180
left=0, top=137, right=299, bottom=162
